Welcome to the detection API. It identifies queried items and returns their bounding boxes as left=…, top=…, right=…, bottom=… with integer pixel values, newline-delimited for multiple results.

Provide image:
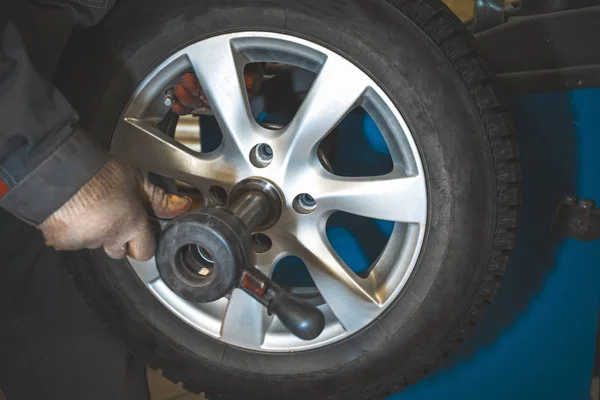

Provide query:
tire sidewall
left=58, top=0, right=494, bottom=398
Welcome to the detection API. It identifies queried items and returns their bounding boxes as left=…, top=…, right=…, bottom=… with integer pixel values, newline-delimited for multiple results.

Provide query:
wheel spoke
left=111, top=118, right=239, bottom=190
left=185, top=36, right=259, bottom=155
left=221, top=289, right=266, bottom=347
left=252, top=251, right=278, bottom=277
left=252, top=235, right=287, bottom=278
left=252, top=228, right=295, bottom=277
left=128, top=258, right=159, bottom=284
left=277, top=56, right=370, bottom=170
left=296, top=227, right=381, bottom=332
left=311, top=171, right=427, bottom=223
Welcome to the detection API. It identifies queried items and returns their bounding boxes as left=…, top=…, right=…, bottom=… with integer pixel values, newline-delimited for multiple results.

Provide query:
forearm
left=0, top=21, right=107, bottom=224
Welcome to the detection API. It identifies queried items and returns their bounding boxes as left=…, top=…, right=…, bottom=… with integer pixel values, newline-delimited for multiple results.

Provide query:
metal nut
left=164, top=88, right=175, bottom=107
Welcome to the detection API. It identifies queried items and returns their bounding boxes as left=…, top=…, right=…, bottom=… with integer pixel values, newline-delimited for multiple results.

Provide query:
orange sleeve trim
left=0, top=179, right=9, bottom=198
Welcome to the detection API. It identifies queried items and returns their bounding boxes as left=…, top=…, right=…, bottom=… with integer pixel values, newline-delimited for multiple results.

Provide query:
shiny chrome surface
left=116, top=32, right=427, bottom=351
left=249, top=143, right=273, bottom=168
left=228, top=190, right=271, bottom=231
left=229, top=177, right=283, bottom=230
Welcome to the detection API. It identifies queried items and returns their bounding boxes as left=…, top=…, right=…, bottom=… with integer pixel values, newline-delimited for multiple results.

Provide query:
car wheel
left=55, top=0, right=520, bottom=399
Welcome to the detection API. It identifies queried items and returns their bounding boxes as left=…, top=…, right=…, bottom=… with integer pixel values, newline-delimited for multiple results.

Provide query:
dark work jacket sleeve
left=0, top=21, right=108, bottom=224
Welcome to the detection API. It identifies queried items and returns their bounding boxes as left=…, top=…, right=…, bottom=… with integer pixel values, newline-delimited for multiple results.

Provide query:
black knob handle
left=266, top=283, right=326, bottom=341
left=240, top=269, right=325, bottom=341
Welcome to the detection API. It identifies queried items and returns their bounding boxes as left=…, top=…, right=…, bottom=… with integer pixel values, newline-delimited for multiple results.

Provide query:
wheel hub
left=155, top=177, right=326, bottom=340
left=229, top=177, right=284, bottom=231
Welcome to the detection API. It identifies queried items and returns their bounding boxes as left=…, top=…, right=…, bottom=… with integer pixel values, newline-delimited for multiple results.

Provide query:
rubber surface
left=54, top=0, right=520, bottom=398
left=156, top=209, right=245, bottom=302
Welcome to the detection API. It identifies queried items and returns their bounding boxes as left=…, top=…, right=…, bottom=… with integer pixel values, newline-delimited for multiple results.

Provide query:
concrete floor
left=148, top=369, right=204, bottom=400
left=147, top=1, right=474, bottom=398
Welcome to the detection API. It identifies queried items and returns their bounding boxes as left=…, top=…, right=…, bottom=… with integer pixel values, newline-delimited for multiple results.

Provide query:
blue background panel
left=389, top=89, right=600, bottom=399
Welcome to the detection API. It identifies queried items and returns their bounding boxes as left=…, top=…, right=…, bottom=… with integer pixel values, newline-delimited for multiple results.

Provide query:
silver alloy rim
left=111, top=32, right=427, bottom=351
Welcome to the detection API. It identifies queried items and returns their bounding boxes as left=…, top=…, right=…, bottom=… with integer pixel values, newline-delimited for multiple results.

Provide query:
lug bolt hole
left=209, top=186, right=228, bottom=206
left=250, top=143, right=273, bottom=168
left=293, top=193, right=317, bottom=214
left=252, top=233, right=272, bottom=254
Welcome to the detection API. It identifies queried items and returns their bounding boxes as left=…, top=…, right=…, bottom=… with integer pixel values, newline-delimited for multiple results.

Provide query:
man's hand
left=171, top=64, right=264, bottom=115
left=39, top=159, right=192, bottom=261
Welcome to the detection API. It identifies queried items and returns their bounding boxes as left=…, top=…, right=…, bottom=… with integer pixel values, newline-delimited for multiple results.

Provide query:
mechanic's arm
left=0, top=22, right=191, bottom=260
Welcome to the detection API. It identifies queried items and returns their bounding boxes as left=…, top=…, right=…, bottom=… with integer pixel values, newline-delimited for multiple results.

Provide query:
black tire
left=55, top=0, right=520, bottom=399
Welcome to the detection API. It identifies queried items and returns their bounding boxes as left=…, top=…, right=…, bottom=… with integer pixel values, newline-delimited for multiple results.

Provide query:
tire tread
left=381, top=0, right=520, bottom=396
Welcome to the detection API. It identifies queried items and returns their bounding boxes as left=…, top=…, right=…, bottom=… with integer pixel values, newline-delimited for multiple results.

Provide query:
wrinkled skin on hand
left=40, top=68, right=263, bottom=261
left=39, top=159, right=192, bottom=261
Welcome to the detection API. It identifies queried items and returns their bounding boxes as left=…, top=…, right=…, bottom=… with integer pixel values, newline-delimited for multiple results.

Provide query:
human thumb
left=142, top=178, right=192, bottom=219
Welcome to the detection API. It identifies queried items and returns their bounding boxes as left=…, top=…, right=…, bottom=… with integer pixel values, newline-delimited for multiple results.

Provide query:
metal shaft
left=228, top=190, right=271, bottom=232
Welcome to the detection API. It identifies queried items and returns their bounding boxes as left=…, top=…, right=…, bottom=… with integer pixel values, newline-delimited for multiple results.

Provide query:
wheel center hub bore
left=155, top=176, right=327, bottom=341
left=228, top=177, right=284, bottom=231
